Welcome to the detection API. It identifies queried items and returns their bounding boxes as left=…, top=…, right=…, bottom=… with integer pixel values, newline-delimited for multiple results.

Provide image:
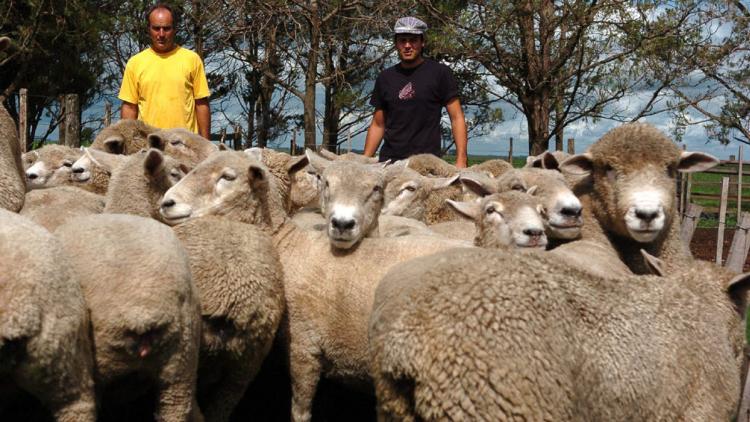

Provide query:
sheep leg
left=200, top=356, right=258, bottom=422
left=155, top=382, right=203, bottom=422
left=374, top=372, right=417, bottom=422
left=289, top=349, right=322, bottom=422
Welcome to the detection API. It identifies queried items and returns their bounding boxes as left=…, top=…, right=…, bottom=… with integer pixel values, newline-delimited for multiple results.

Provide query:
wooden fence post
left=717, top=177, right=730, bottom=265
left=233, top=124, right=242, bottom=150
left=291, top=131, right=297, bottom=155
left=680, top=203, right=703, bottom=247
left=104, top=101, right=112, bottom=127
left=63, top=94, right=80, bottom=148
left=219, top=128, right=226, bottom=146
left=347, top=128, right=352, bottom=153
left=567, top=138, right=574, bottom=155
left=507, top=137, right=513, bottom=163
left=19, top=88, right=27, bottom=152
left=739, top=145, right=744, bottom=223
left=725, top=212, right=750, bottom=273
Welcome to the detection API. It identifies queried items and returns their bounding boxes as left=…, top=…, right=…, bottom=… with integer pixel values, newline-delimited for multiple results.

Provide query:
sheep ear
left=103, top=136, right=125, bottom=154
left=428, top=174, right=460, bottom=191
left=540, top=152, right=561, bottom=170
left=305, top=149, right=331, bottom=173
left=143, top=149, right=164, bottom=175
left=560, top=153, right=593, bottom=176
left=244, top=147, right=264, bottom=162
left=385, top=159, right=409, bottom=171
left=287, top=155, right=309, bottom=175
left=727, top=273, right=750, bottom=316
left=527, top=185, right=538, bottom=196
left=446, top=199, right=481, bottom=220
left=640, top=249, right=665, bottom=277
left=148, top=133, right=166, bottom=151
left=317, top=148, right=339, bottom=160
left=678, top=151, right=720, bottom=173
left=179, top=163, right=191, bottom=175
left=248, top=163, right=268, bottom=190
left=460, top=173, right=495, bottom=196
left=218, top=143, right=228, bottom=151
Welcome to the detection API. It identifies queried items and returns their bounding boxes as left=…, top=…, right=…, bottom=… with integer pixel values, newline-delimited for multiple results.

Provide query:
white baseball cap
left=394, top=17, right=428, bottom=35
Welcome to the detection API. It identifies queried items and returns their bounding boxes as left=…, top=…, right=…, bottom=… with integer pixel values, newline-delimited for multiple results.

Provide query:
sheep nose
left=523, top=228, right=544, bottom=237
left=331, top=217, right=355, bottom=231
left=26, top=172, right=38, bottom=180
left=560, top=205, right=581, bottom=218
left=161, top=199, right=176, bottom=209
left=635, top=209, right=659, bottom=223
left=72, top=167, right=84, bottom=174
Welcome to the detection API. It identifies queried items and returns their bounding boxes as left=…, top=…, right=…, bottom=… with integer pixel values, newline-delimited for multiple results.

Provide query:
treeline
left=1, top=0, right=748, bottom=154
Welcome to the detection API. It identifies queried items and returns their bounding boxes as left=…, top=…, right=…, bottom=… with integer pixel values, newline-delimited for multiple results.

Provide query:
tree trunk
left=302, top=0, right=320, bottom=150
left=527, top=97, right=550, bottom=156
left=322, top=44, right=337, bottom=151
left=192, top=0, right=204, bottom=58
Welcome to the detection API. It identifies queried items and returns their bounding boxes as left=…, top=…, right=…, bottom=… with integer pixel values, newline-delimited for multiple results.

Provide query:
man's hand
left=445, top=98, right=468, bottom=168
left=196, top=98, right=211, bottom=140
left=121, top=102, right=138, bottom=120
left=364, top=109, right=385, bottom=157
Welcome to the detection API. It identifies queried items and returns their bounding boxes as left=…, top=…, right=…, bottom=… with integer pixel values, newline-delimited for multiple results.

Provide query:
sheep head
left=160, top=151, right=271, bottom=228
left=24, top=145, right=81, bottom=189
left=448, top=190, right=547, bottom=249
left=306, top=150, right=386, bottom=250
left=148, top=128, right=218, bottom=168
left=381, top=166, right=459, bottom=220
left=561, top=123, right=718, bottom=243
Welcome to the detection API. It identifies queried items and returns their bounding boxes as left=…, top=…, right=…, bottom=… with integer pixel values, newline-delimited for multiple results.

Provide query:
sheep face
left=160, top=151, right=269, bottom=226
left=317, top=161, right=385, bottom=249
left=148, top=128, right=218, bottom=168
left=449, top=191, right=547, bottom=249
left=382, top=167, right=457, bottom=220
left=563, top=124, right=718, bottom=243
left=23, top=145, right=81, bottom=189
left=287, top=155, right=321, bottom=210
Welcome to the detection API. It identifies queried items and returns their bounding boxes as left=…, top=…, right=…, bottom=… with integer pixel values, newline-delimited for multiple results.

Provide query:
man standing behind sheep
left=118, top=3, right=211, bottom=139
left=364, top=17, right=468, bottom=167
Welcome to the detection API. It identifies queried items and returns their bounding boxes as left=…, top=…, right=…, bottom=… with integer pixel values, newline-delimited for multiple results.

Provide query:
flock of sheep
left=2, top=38, right=750, bottom=422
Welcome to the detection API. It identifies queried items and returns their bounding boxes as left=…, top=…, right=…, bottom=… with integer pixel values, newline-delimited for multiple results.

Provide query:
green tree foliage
left=0, top=0, right=111, bottom=148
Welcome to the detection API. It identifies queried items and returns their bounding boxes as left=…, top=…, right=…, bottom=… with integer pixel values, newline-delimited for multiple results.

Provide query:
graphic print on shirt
left=398, top=82, right=416, bottom=100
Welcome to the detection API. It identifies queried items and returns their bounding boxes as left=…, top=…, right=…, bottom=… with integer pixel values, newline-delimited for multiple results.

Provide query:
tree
left=421, top=0, right=706, bottom=155
left=0, top=0, right=111, bottom=149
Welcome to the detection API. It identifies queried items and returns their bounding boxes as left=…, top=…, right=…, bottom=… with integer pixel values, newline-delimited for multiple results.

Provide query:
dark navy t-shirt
left=370, top=59, right=459, bottom=162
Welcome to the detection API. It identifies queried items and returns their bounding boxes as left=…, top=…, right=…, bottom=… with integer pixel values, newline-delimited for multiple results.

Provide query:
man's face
left=148, top=8, right=176, bottom=54
left=395, top=34, right=424, bottom=64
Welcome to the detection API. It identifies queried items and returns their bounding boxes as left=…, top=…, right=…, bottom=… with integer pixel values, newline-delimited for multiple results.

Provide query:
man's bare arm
left=445, top=98, right=468, bottom=168
left=196, top=98, right=211, bottom=140
left=121, top=102, right=138, bottom=120
left=363, top=109, right=385, bottom=157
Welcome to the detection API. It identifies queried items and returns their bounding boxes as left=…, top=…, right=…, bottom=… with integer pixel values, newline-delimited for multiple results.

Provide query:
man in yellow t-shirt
left=118, top=3, right=211, bottom=138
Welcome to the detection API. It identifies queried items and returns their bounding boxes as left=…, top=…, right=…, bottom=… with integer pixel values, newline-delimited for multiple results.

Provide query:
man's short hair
left=146, top=3, right=179, bottom=28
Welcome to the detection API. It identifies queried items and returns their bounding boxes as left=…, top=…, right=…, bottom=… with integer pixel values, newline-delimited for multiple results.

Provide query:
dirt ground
left=691, top=227, right=750, bottom=272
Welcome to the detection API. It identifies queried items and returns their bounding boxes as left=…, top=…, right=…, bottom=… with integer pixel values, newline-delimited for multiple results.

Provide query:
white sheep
left=20, top=186, right=105, bottom=231
left=148, top=127, right=218, bottom=168
left=90, top=118, right=157, bottom=155
left=0, top=38, right=25, bottom=212
left=54, top=214, right=202, bottom=422
left=0, top=209, right=96, bottom=421
left=560, top=123, right=719, bottom=273
left=70, top=147, right=128, bottom=195
left=369, top=248, right=749, bottom=421
left=22, top=144, right=82, bottom=190
left=172, top=216, right=285, bottom=421
left=104, top=148, right=188, bottom=220
left=158, top=150, right=472, bottom=422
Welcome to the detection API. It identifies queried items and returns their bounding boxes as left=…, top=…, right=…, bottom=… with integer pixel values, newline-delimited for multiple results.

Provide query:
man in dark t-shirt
left=364, top=17, right=468, bottom=167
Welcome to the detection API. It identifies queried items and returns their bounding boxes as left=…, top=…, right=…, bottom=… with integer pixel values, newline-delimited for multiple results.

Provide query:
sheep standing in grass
left=148, top=127, right=218, bottom=167
left=172, top=216, right=285, bottom=421
left=0, top=38, right=25, bottom=211
left=55, top=214, right=202, bottom=422
left=159, top=151, right=471, bottom=422
left=20, top=186, right=105, bottom=231
left=0, top=209, right=96, bottom=421
left=71, top=147, right=128, bottom=195
left=560, top=123, right=718, bottom=273
left=22, top=145, right=82, bottom=190
left=104, top=148, right=188, bottom=220
left=90, top=119, right=157, bottom=154
left=370, top=248, right=749, bottom=421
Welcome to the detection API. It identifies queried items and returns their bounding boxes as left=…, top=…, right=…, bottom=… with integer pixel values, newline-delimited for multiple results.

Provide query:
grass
left=685, top=163, right=750, bottom=228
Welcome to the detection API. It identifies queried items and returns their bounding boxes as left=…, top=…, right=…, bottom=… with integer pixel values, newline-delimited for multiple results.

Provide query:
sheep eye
left=62, top=161, right=73, bottom=167
left=373, top=185, right=382, bottom=193
left=486, top=206, right=495, bottom=215
left=170, top=140, right=183, bottom=146
left=220, top=172, right=236, bottom=181
left=511, top=184, right=525, bottom=192
left=170, top=169, right=180, bottom=178
left=403, top=185, right=416, bottom=192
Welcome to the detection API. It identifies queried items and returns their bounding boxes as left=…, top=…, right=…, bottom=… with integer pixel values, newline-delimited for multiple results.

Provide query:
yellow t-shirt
left=118, top=46, right=210, bottom=133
